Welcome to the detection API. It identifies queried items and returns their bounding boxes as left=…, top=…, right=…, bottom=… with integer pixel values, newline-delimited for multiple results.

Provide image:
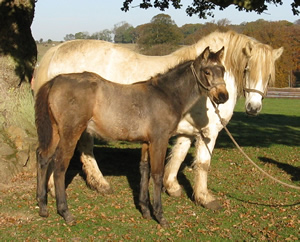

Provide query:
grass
left=0, top=98, right=299, bottom=241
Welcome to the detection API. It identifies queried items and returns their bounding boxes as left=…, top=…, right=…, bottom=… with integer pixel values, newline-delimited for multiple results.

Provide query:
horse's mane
left=169, top=30, right=277, bottom=95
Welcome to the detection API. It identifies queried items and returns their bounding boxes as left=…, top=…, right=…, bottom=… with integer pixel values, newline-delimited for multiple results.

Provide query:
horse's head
left=193, top=46, right=228, bottom=104
left=243, top=42, right=283, bottom=116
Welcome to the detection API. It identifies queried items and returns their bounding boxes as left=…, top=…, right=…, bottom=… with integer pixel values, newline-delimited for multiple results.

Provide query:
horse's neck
left=154, top=62, right=201, bottom=113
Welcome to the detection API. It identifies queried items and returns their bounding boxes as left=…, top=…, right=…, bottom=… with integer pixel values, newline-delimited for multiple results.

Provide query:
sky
left=31, top=0, right=299, bottom=41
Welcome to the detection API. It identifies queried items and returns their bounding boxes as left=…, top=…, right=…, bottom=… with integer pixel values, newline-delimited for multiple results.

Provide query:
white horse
left=33, top=30, right=283, bottom=210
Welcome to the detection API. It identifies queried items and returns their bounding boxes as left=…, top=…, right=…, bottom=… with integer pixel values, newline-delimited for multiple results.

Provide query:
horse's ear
left=273, top=47, right=283, bottom=61
left=243, top=41, right=253, bottom=58
left=202, top=46, right=210, bottom=61
left=216, top=46, right=225, bottom=60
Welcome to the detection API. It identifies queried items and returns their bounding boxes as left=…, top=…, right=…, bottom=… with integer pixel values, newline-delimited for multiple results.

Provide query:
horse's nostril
left=246, top=103, right=260, bottom=116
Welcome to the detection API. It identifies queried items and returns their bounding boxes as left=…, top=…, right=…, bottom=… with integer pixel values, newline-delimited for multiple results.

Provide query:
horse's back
left=33, top=40, right=183, bottom=94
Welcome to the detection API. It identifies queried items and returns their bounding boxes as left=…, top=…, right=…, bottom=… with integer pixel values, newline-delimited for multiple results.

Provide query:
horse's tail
left=35, top=81, right=55, bottom=152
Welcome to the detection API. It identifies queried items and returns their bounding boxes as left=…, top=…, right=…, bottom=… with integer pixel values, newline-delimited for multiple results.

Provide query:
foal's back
left=49, top=72, right=179, bottom=142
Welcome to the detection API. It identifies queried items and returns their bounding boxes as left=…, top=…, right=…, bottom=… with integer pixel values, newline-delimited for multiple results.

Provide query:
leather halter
left=190, top=62, right=225, bottom=93
left=243, top=66, right=270, bottom=99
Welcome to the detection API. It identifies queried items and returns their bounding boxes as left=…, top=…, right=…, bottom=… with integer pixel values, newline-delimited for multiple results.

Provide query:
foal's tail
left=35, top=81, right=55, bottom=152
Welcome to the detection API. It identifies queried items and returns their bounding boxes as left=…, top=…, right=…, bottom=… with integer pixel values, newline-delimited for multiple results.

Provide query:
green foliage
left=90, top=29, right=113, bottom=42
left=137, top=14, right=183, bottom=47
left=114, top=22, right=136, bottom=43
left=74, top=31, right=89, bottom=40
left=121, top=0, right=299, bottom=19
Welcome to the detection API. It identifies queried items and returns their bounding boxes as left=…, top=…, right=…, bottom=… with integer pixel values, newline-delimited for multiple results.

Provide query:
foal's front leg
left=149, top=141, right=169, bottom=228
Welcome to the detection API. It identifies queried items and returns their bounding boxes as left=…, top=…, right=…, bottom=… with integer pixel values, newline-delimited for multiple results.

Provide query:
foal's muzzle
left=209, top=84, right=229, bottom=104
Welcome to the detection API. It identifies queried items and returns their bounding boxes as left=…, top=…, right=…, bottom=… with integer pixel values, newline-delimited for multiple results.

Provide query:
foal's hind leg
left=77, top=131, right=112, bottom=194
left=53, top=140, right=78, bottom=225
left=139, top=143, right=151, bottom=220
left=36, top=149, right=52, bottom=217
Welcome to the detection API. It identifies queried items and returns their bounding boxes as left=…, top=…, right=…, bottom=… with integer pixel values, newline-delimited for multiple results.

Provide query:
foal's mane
left=169, top=31, right=277, bottom=96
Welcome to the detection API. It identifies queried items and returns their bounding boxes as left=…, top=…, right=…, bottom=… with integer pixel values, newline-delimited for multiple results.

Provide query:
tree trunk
left=0, top=0, right=37, bottom=183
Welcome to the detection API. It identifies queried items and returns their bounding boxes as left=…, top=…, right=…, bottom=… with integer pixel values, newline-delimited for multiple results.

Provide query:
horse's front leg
left=139, top=143, right=151, bottom=220
left=78, top=131, right=112, bottom=194
left=149, top=141, right=169, bottom=228
left=193, top=128, right=222, bottom=210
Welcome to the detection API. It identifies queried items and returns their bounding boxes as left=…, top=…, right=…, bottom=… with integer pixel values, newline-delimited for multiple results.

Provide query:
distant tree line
left=59, top=14, right=299, bottom=87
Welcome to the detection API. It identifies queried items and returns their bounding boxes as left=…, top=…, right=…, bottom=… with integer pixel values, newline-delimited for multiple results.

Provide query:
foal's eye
left=204, top=70, right=211, bottom=75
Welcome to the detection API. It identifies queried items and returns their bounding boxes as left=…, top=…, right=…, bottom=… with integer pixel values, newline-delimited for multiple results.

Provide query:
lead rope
left=210, top=99, right=300, bottom=191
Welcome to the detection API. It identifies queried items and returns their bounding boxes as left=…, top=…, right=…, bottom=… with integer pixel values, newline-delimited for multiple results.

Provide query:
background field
left=0, top=98, right=299, bottom=241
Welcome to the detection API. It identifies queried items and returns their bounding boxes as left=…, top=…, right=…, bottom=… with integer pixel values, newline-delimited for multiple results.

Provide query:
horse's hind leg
left=164, top=135, right=193, bottom=197
left=139, top=143, right=151, bottom=220
left=77, top=131, right=112, bottom=194
left=36, top=149, right=52, bottom=217
left=47, top=131, right=112, bottom=197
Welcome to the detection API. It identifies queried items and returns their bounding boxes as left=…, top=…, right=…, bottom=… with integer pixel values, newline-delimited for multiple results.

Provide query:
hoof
left=92, top=184, right=113, bottom=195
left=159, top=217, right=170, bottom=228
left=99, top=187, right=114, bottom=195
left=39, top=208, right=49, bottom=218
left=166, top=188, right=182, bottom=198
left=64, top=213, right=76, bottom=225
left=201, top=200, right=222, bottom=211
left=141, top=210, right=151, bottom=220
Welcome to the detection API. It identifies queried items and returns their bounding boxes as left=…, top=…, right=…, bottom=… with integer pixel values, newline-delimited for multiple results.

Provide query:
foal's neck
left=152, top=61, right=202, bottom=113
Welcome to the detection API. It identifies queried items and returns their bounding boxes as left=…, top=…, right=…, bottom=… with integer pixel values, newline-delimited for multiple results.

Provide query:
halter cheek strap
left=190, top=63, right=225, bottom=93
left=190, top=63, right=211, bottom=92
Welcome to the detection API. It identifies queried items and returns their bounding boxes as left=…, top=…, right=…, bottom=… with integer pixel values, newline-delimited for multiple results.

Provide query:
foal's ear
left=216, top=46, right=225, bottom=61
left=202, top=46, right=210, bottom=61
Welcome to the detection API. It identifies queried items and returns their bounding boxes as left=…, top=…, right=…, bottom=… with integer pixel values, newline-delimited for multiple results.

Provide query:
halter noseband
left=190, top=62, right=225, bottom=93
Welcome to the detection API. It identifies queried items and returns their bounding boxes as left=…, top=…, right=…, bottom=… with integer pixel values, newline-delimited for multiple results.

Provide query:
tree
left=0, top=0, right=37, bottom=182
left=90, top=29, right=113, bottom=42
left=137, top=14, right=183, bottom=46
left=122, top=0, right=300, bottom=19
left=74, top=31, right=89, bottom=39
left=64, top=34, right=75, bottom=41
left=113, top=21, right=136, bottom=43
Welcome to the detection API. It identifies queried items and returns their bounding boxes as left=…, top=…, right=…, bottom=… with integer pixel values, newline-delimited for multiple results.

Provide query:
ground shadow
left=65, top=142, right=195, bottom=210
left=216, top=112, right=300, bottom=148
left=258, top=157, right=300, bottom=182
